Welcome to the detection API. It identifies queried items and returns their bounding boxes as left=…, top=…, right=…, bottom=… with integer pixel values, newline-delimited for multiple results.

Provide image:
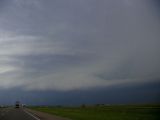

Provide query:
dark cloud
left=0, top=81, right=160, bottom=105
left=0, top=0, right=159, bottom=96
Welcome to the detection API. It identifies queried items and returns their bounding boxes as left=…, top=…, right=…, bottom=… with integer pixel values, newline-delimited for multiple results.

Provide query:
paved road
left=0, top=108, right=39, bottom=120
left=0, top=108, right=70, bottom=120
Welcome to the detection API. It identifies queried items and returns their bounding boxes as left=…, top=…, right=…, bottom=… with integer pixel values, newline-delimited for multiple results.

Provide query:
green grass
left=30, top=104, right=160, bottom=120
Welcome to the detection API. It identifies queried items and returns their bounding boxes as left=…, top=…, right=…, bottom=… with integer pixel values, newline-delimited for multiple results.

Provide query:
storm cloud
left=0, top=0, right=160, bottom=91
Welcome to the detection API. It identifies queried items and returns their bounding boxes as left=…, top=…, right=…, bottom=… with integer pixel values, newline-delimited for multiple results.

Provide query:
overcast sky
left=0, top=0, right=160, bottom=104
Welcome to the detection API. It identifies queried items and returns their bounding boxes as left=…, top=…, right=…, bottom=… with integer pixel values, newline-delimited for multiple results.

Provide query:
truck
left=15, top=101, right=20, bottom=108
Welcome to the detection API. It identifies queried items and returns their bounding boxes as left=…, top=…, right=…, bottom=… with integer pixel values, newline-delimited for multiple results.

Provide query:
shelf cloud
left=0, top=0, right=160, bottom=91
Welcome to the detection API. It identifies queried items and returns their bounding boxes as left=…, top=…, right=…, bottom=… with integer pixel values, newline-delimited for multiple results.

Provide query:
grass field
left=31, top=104, right=160, bottom=120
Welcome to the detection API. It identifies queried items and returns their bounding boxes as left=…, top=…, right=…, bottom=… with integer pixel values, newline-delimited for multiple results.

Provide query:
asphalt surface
left=0, top=108, right=39, bottom=120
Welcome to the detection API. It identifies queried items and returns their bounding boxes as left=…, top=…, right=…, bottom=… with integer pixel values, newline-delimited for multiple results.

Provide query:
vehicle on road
left=15, top=101, right=20, bottom=108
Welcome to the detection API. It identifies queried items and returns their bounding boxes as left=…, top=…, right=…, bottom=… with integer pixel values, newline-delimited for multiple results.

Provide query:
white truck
left=15, top=101, right=20, bottom=108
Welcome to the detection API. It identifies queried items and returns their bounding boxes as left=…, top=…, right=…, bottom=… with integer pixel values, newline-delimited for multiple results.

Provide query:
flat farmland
left=31, top=104, right=160, bottom=120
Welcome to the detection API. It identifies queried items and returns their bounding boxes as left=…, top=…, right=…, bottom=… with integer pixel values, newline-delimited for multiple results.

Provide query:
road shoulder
left=25, top=108, right=71, bottom=120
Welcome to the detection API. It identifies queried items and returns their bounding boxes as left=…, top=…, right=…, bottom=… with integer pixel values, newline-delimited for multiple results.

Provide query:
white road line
left=23, top=109, right=41, bottom=120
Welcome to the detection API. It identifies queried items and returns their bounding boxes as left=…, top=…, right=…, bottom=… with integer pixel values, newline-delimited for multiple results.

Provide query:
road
left=0, top=108, right=70, bottom=120
left=0, top=108, right=39, bottom=120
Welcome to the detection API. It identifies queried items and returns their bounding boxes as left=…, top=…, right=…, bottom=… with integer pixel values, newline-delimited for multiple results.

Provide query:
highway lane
left=0, top=108, right=39, bottom=120
left=0, top=107, right=71, bottom=120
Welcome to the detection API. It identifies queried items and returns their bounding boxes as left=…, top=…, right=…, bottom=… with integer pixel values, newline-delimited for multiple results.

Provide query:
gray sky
left=0, top=0, right=160, bottom=93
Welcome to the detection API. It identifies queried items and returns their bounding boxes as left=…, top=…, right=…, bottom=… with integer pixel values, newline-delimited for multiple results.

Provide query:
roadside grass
left=30, top=104, right=160, bottom=120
